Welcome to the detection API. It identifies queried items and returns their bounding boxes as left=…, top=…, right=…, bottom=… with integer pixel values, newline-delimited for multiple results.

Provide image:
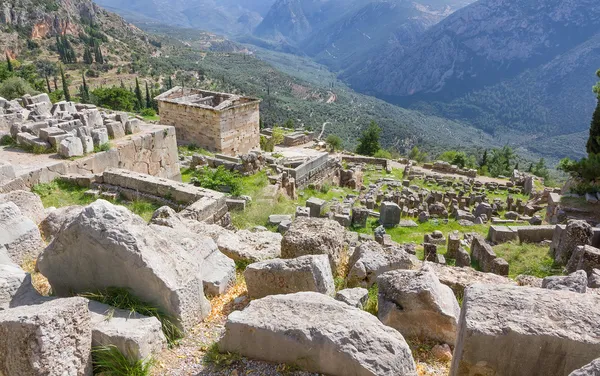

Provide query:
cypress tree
left=168, top=76, right=172, bottom=90
left=83, top=47, right=93, bottom=64
left=480, top=149, right=488, bottom=167
left=53, top=76, right=58, bottom=91
left=145, top=81, right=151, bottom=109
left=587, top=97, right=600, bottom=155
left=134, top=78, right=143, bottom=110
left=81, top=71, right=89, bottom=103
left=5, top=54, right=12, bottom=72
left=60, top=65, right=71, bottom=102
left=45, top=75, right=51, bottom=93
left=94, top=45, right=104, bottom=64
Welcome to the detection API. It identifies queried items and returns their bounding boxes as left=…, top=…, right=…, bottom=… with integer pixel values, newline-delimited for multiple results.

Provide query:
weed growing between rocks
left=80, top=287, right=183, bottom=346
left=92, top=345, right=155, bottom=376
left=364, top=284, right=378, bottom=316
left=203, top=343, right=241, bottom=369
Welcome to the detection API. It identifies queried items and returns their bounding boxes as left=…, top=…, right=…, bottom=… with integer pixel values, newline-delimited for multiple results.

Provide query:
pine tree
left=356, top=121, right=382, bottom=156
left=145, top=81, right=151, bottom=109
left=5, top=54, right=12, bottom=72
left=60, top=65, right=71, bottom=102
left=134, top=77, right=144, bottom=110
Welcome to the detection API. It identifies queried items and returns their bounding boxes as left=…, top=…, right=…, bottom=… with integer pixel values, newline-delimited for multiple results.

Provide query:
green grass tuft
left=94, top=142, right=112, bottom=153
left=203, top=343, right=241, bottom=369
left=80, top=287, right=183, bottom=346
left=92, top=345, right=154, bottom=376
left=363, top=284, right=378, bottom=316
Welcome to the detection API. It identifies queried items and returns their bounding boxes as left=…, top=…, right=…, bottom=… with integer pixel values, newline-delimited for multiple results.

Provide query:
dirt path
left=326, top=91, right=336, bottom=103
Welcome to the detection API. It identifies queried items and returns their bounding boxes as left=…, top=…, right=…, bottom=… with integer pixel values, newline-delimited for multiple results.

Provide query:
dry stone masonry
left=156, top=87, right=261, bottom=156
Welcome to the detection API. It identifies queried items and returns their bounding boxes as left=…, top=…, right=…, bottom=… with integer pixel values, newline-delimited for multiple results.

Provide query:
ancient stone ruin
left=155, top=87, right=261, bottom=156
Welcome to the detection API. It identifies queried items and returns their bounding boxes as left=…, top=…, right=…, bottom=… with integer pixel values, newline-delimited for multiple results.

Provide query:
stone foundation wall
left=0, top=126, right=180, bottom=193
left=342, top=155, right=390, bottom=170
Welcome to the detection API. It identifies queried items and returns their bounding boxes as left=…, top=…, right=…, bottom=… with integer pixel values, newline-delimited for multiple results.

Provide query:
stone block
left=88, top=300, right=166, bottom=361
left=0, top=202, right=45, bottom=265
left=378, top=266, right=460, bottom=344
left=515, top=225, right=555, bottom=243
left=335, top=287, right=369, bottom=308
left=488, top=225, right=518, bottom=244
left=0, top=297, right=92, bottom=376
left=219, top=292, right=417, bottom=376
left=106, top=121, right=126, bottom=139
left=295, top=206, right=310, bottom=218
left=379, top=201, right=401, bottom=227
left=58, top=136, right=84, bottom=158
left=306, top=197, right=326, bottom=217
left=244, top=255, right=335, bottom=299
left=450, top=284, right=600, bottom=376
left=351, top=207, right=369, bottom=228
left=91, top=128, right=109, bottom=147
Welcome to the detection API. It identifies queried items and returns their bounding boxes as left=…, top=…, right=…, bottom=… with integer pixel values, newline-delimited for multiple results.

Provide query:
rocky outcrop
left=451, top=284, right=600, bottom=376
left=569, top=358, right=600, bottom=376
left=37, top=200, right=211, bottom=331
left=219, top=292, right=418, bottom=376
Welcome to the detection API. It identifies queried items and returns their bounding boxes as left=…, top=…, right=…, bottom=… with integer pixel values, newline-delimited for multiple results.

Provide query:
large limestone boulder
left=37, top=200, right=211, bottom=331
left=347, top=241, right=421, bottom=288
left=217, top=229, right=282, bottom=262
left=378, top=266, right=460, bottom=344
left=0, top=190, right=45, bottom=224
left=450, top=284, right=600, bottom=376
left=0, top=202, right=45, bottom=265
left=39, top=205, right=84, bottom=241
left=150, top=222, right=235, bottom=296
left=244, top=255, right=335, bottom=299
left=219, top=292, right=418, bottom=376
left=281, top=218, right=346, bottom=271
left=88, top=301, right=166, bottom=361
left=569, top=359, right=600, bottom=376
left=0, top=297, right=92, bottom=376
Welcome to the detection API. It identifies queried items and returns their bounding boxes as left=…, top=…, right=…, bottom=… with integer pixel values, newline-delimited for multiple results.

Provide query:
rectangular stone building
left=155, top=87, right=261, bottom=156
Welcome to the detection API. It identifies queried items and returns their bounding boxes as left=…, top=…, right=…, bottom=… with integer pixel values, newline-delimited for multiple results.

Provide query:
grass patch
left=81, top=287, right=183, bottom=346
left=493, top=241, right=562, bottom=278
left=180, top=167, right=195, bottom=183
left=94, top=142, right=112, bottom=153
left=203, top=343, right=241, bottom=369
left=178, top=144, right=214, bottom=157
left=363, top=284, right=378, bottom=316
left=31, top=179, right=161, bottom=222
left=92, top=345, right=154, bottom=376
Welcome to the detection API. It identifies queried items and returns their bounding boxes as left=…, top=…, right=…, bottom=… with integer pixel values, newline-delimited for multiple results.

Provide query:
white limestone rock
left=244, top=255, right=335, bottom=299
left=0, top=202, right=45, bottom=265
left=378, top=266, right=460, bottom=344
left=0, top=297, right=92, bottom=376
left=37, top=200, right=211, bottom=331
left=0, top=190, right=45, bottom=224
left=450, top=284, right=600, bottom=376
left=219, top=292, right=418, bottom=376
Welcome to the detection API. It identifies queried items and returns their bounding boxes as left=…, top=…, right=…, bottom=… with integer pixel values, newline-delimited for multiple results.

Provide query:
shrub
left=356, top=121, right=381, bottom=156
left=191, top=166, right=242, bottom=196
left=363, top=284, right=378, bottom=316
left=203, top=343, right=241, bottom=369
left=0, top=76, right=38, bottom=100
left=373, top=149, right=392, bottom=159
left=80, top=287, right=182, bottom=345
left=326, top=134, right=343, bottom=151
left=140, top=108, right=156, bottom=117
left=94, top=142, right=111, bottom=152
left=91, top=87, right=137, bottom=112
left=92, top=345, right=154, bottom=376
